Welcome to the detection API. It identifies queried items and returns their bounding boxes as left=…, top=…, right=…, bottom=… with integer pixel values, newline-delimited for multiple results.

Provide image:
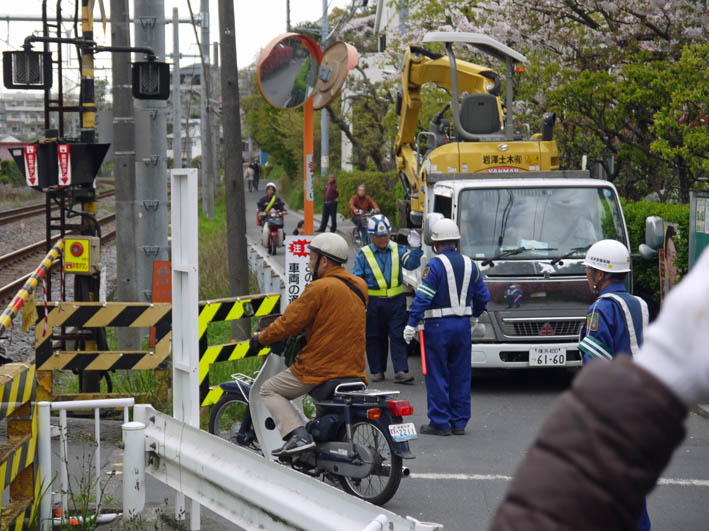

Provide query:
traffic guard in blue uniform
left=578, top=238, right=651, bottom=530
left=353, top=215, right=423, bottom=383
left=404, top=218, right=490, bottom=436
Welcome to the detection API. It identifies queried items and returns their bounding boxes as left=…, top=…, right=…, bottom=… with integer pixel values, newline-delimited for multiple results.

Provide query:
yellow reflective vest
left=361, top=242, right=405, bottom=298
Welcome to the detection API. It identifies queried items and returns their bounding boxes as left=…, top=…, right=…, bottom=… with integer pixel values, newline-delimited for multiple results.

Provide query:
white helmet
left=583, top=239, right=631, bottom=273
left=309, top=233, right=349, bottom=264
left=265, top=181, right=277, bottom=193
left=367, top=214, right=391, bottom=236
left=431, top=218, right=461, bottom=241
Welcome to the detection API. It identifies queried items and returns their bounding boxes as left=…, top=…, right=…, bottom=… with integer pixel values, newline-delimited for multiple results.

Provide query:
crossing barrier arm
left=132, top=405, right=442, bottom=531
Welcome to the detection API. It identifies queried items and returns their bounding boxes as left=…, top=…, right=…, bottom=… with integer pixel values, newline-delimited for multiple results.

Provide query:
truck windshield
left=458, top=186, right=625, bottom=261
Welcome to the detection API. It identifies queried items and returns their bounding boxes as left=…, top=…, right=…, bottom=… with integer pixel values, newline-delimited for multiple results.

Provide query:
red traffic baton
left=419, top=329, right=427, bottom=375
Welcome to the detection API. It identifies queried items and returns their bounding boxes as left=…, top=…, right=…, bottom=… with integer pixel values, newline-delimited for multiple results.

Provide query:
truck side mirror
left=423, top=212, right=444, bottom=246
left=132, top=61, right=170, bottom=100
left=644, top=216, right=664, bottom=249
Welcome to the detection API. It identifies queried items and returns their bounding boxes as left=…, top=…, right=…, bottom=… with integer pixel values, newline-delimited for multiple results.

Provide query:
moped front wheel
left=339, top=420, right=403, bottom=506
left=208, top=393, right=259, bottom=451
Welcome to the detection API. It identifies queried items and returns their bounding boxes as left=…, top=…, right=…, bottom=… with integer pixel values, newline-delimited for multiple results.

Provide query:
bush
left=335, top=169, right=401, bottom=227
left=622, top=199, right=689, bottom=318
left=0, top=159, right=24, bottom=186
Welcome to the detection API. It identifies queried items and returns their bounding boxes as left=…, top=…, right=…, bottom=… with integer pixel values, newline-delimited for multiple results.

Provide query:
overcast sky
left=0, top=0, right=351, bottom=95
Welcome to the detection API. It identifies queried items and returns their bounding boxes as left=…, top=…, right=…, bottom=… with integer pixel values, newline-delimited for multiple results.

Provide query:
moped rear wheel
left=208, top=393, right=259, bottom=451
left=339, top=420, right=403, bottom=505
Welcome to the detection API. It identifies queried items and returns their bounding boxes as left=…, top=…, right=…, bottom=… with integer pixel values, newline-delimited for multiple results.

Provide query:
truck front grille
left=500, top=318, right=584, bottom=339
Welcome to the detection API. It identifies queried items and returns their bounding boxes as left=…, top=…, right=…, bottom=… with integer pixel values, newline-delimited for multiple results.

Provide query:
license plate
left=389, top=422, right=417, bottom=442
left=529, top=347, right=566, bottom=366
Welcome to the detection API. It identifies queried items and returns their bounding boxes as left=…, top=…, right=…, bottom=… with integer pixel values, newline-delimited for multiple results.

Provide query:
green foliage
left=622, top=199, right=689, bottom=317
left=0, top=159, right=24, bottom=186
left=335, top=169, right=400, bottom=227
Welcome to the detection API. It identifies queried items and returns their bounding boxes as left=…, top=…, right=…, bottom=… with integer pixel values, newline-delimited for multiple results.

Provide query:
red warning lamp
left=70, top=242, right=84, bottom=257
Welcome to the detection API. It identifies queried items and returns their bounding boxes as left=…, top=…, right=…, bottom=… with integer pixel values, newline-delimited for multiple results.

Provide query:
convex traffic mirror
left=257, top=34, right=321, bottom=110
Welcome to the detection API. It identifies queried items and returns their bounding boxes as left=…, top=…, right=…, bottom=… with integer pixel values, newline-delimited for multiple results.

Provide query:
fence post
left=122, top=421, right=146, bottom=520
left=37, top=401, right=52, bottom=531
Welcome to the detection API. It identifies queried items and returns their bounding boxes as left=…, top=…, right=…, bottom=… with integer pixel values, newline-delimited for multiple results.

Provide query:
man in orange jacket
left=251, top=233, right=368, bottom=455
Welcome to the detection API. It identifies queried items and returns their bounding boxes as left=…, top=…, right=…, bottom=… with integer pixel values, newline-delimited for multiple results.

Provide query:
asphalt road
left=243, top=185, right=709, bottom=530
left=52, top=184, right=709, bottom=530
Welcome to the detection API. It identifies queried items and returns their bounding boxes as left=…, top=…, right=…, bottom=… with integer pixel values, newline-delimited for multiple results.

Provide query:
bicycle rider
left=349, top=184, right=380, bottom=246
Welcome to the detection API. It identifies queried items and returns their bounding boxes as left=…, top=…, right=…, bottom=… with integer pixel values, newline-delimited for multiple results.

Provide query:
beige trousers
left=260, top=368, right=315, bottom=438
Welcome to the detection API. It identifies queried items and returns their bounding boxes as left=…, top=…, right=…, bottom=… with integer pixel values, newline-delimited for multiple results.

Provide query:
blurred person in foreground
left=491, top=248, right=709, bottom=531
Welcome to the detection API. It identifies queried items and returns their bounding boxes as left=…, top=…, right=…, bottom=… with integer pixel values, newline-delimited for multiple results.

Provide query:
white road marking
left=410, top=473, right=709, bottom=487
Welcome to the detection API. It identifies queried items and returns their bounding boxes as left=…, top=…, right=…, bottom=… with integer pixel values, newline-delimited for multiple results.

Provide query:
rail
left=0, top=190, right=115, bottom=226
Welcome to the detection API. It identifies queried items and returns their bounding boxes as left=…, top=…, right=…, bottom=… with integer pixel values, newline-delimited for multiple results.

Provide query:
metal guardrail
left=129, top=405, right=442, bottom=531
left=246, top=235, right=286, bottom=295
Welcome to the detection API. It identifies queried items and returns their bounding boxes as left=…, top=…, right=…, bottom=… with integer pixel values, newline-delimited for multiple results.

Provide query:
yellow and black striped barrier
left=35, top=302, right=171, bottom=401
left=198, top=294, right=280, bottom=406
left=0, top=363, right=37, bottom=531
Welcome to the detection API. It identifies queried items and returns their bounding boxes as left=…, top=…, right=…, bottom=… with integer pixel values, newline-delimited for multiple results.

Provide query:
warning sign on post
left=57, top=144, right=72, bottom=187
left=284, top=235, right=313, bottom=308
left=23, top=145, right=37, bottom=186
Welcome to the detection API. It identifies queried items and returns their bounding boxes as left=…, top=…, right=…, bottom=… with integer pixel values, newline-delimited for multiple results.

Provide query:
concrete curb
left=694, top=404, right=709, bottom=420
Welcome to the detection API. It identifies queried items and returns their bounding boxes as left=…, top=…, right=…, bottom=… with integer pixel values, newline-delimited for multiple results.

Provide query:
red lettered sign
left=57, top=144, right=72, bottom=187
left=23, top=145, right=37, bottom=186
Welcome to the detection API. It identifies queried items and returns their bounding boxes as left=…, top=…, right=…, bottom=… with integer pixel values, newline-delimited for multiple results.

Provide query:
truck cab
left=403, top=172, right=630, bottom=368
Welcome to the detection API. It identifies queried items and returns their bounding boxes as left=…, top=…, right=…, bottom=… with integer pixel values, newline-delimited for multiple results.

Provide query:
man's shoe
left=420, top=424, right=451, bottom=436
left=451, top=427, right=466, bottom=435
left=271, top=427, right=315, bottom=456
left=371, top=373, right=385, bottom=382
left=394, top=371, right=415, bottom=384
left=315, top=229, right=325, bottom=233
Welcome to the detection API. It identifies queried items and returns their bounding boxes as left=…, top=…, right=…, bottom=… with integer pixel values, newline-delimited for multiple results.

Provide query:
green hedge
left=276, top=167, right=404, bottom=227
left=623, top=199, right=689, bottom=318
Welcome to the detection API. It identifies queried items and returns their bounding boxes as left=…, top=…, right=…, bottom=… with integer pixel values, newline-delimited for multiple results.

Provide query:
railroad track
left=0, top=214, right=116, bottom=305
left=0, top=189, right=115, bottom=226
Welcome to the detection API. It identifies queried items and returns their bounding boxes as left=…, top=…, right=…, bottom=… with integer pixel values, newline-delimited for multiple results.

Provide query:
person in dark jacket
left=317, top=174, right=339, bottom=233
left=491, top=248, right=709, bottom=531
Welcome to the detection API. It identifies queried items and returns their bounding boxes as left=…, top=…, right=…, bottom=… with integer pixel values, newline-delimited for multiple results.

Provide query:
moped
left=208, top=321, right=417, bottom=506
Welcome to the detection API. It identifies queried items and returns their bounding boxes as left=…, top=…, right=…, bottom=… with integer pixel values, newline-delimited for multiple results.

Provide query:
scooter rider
left=578, top=238, right=651, bottom=530
left=257, top=182, right=286, bottom=247
left=353, top=215, right=423, bottom=383
left=252, top=233, right=368, bottom=455
left=404, top=218, right=490, bottom=436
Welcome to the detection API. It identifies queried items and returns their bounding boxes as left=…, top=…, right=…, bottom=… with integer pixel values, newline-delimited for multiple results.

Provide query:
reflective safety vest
left=362, top=242, right=404, bottom=297
left=423, top=253, right=475, bottom=318
left=264, top=195, right=276, bottom=212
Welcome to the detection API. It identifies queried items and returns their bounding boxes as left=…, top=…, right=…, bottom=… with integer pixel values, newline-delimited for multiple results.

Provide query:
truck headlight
left=471, top=312, right=495, bottom=342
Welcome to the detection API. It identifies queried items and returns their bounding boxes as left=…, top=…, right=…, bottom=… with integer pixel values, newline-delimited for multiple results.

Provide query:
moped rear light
left=367, top=408, right=381, bottom=419
left=387, top=400, right=413, bottom=416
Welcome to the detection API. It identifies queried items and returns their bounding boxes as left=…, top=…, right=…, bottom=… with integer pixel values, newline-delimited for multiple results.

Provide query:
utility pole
left=112, top=0, right=140, bottom=350
left=219, top=0, right=250, bottom=339
left=172, top=7, right=182, bottom=169
left=212, top=41, right=220, bottom=179
left=286, top=0, right=291, bottom=32
left=133, top=0, right=169, bottom=315
left=320, top=0, right=329, bottom=178
left=200, top=0, right=215, bottom=219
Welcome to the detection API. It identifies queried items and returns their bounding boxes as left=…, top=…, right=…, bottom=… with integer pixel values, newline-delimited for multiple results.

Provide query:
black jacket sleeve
left=490, top=356, right=687, bottom=531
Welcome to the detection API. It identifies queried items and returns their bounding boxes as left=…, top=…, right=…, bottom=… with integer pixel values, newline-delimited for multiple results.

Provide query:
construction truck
left=395, top=33, right=633, bottom=369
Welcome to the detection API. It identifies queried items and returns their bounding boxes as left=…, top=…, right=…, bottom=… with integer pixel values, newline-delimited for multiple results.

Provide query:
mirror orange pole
left=303, top=98, right=314, bottom=235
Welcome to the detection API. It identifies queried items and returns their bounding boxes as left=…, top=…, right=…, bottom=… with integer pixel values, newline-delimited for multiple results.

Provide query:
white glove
left=407, top=230, right=422, bottom=249
left=403, top=325, right=417, bottom=344
left=635, top=249, right=709, bottom=406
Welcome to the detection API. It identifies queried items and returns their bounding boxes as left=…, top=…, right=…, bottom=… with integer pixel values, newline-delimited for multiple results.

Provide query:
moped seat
left=309, top=378, right=365, bottom=401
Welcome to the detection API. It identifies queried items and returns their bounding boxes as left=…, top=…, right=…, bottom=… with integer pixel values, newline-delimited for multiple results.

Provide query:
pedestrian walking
left=317, top=174, right=339, bottom=233
left=245, top=163, right=255, bottom=192
left=250, top=160, right=261, bottom=191
left=578, top=238, right=651, bottom=530
left=404, top=218, right=490, bottom=436
left=353, top=215, right=423, bottom=384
